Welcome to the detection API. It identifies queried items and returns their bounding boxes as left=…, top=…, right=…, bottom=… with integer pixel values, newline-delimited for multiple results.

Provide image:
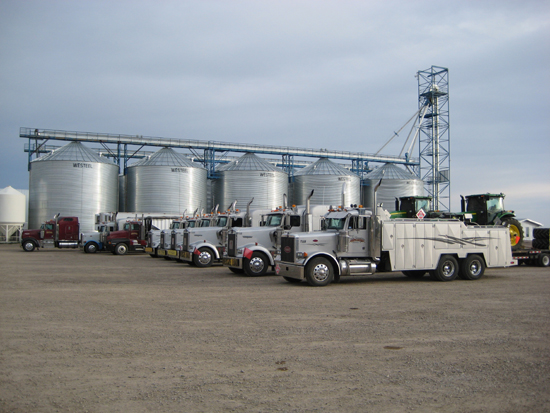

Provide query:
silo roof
left=221, top=153, right=282, bottom=172
left=294, top=157, right=352, bottom=176
left=32, top=141, right=115, bottom=164
left=364, top=163, right=419, bottom=180
left=130, top=147, right=201, bottom=168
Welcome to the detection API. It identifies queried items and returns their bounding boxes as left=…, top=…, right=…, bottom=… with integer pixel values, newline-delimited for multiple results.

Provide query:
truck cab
left=180, top=199, right=272, bottom=267
left=21, top=215, right=80, bottom=252
left=222, top=192, right=329, bottom=276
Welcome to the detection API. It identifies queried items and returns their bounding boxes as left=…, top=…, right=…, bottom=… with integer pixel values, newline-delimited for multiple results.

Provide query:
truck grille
left=183, top=232, right=189, bottom=250
left=280, top=236, right=295, bottom=262
left=171, top=232, right=176, bottom=249
left=228, top=233, right=236, bottom=257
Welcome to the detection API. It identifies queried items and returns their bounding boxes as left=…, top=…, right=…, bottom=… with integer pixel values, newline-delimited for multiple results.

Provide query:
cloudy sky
left=1, top=0, right=549, bottom=224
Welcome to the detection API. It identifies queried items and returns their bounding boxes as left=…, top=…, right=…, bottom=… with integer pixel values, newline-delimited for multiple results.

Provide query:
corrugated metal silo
left=214, top=153, right=288, bottom=211
left=28, top=141, right=118, bottom=232
left=362, top=163, right=424, bottom=211
left=292, top=158, right=360, bottom=207
left=126, top=147, right=207, bottom=214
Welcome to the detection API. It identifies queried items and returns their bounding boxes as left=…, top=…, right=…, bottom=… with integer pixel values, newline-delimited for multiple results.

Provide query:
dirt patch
left=1, top=244, right=549, bottom=412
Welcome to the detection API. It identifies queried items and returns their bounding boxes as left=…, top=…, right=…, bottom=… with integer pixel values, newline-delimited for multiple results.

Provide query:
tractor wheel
left=533, top=228, right=550, bottom=239
left=533, top=238, right=550, bottom=249
left=502, top=218, right=523, bottom=250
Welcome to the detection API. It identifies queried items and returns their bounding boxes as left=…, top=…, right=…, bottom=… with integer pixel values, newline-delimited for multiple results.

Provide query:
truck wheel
left=22, top=240, right=36, bottom=252
left=114, top=243, right=128, bottom=255
left=430, top=255, right=459, bottom=282
left=84, top=242, right=99, bottom=254
left=193, top=247, right=214, bottom=267
left=503, top=218, right=523, bottom=250
left=305, top=257, right=334, bottom=287
left=149, top=248, right=159, bottom=258
left=228, top=267, right=245, bottom=274
left=244, top=252, right=269, bottom=276
left=459, top=254, right=485, bottom=280
left=537, top=253, right=550, bottom=267
left=402, top=270, right=426, bottom=279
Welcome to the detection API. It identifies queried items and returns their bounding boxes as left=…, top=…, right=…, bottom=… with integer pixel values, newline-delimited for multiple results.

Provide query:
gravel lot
left=1, top=243, right=549, bottom=412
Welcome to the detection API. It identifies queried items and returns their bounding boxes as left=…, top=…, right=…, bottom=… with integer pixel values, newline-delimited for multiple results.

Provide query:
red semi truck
left=21, top=214, right=80, bottom=252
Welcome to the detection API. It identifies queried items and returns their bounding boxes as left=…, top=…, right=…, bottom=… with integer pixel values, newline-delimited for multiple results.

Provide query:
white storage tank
left=292, top=158, right=360, bottom=207
left=362, top=163, right=424, bottom=211
left=0, top=186, right=26, bottom=242
left=213, top=153, right=288, bottom=211
left=126, top=147, right=207, bottom=214
left=28, top=142, right=119, bottom=232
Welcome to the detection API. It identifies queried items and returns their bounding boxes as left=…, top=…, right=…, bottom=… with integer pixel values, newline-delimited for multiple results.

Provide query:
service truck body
left=275, top=206, right=517, bottom=286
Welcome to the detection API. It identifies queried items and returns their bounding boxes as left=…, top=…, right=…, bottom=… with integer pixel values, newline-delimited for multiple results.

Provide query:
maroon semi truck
left=104, top=216, right=180, bottom=255
left=21, top=214, right=80, bottom=252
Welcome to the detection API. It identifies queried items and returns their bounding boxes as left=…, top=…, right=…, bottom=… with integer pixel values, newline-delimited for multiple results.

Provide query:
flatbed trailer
left=513, top=248, right=550, bottom=267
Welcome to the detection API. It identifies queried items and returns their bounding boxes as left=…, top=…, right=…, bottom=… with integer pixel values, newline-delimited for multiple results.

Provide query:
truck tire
left=114, top=243, right=128, bottom=255
left=533, top=228, right=549, bottom=239
left=305, top=257, right=334, bottom=287
left=430, top=255, right=459, bottom=282
left=84, top=242, right=99, bottom=254
left=193, top=247, right=214, bottom=267
left=402, top=270, right=426, bottom=279
left=283, top=276, right=302, bottom=284
left=22, top=240, right=36, bottom=252
left=243, top=252, right=269, bottom=276
left=502, top=217, right=523, bottom=250
left=537, top=253, right=550, bottom=267
left=458, top=254, right=485, bottom=280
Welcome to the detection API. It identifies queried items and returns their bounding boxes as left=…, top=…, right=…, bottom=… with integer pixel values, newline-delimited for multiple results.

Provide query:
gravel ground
left=1, top=243, right=549, bottom=413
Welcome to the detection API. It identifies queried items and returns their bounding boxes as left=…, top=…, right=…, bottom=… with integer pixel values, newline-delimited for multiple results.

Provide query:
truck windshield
left=199, top=219, right=211, bottom=227
left=265, top=214, right=282, bottom=227
left=170, top=222, right=180, bottom=229
left=187, top=221, right=196, bottom=228
left=216, top=217, right=228, bottom=227
left=326, top=218, right=345, bottom=230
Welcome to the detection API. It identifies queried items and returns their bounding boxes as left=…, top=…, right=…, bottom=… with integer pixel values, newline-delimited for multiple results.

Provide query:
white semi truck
left=275, top=205, right=517, bottom=286
left=180, top=199, right=273, bottom=267
left=222, top=191, right=330, bottom=276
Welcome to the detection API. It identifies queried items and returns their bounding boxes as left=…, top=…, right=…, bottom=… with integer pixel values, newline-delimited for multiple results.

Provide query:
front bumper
left=275, top=262, right=305, bottom=280
left=222, top=257, right=242, bottom=269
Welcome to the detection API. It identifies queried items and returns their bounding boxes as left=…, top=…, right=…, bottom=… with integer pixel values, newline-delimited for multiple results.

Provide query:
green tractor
left=460, top=193, right=523, bottom=250
left=391, top=196, right=434, bottom=219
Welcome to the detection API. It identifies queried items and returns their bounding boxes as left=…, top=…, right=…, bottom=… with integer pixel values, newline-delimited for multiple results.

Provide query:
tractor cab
left=461, top=193, right=523, bottom=249
left=391, top=196, right=433, bottom=219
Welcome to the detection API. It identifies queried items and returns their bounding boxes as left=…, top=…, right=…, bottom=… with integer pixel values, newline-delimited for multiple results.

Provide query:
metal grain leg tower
left=417, top=66, right=450, bottom=211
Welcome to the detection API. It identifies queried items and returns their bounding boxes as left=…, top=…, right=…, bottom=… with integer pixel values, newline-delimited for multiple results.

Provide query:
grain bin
left=213, top=153, right=288, bottom=211
left=362, top=163, right=424, bottom=211
left=28, top=141, right=118, bottom=232
left=125, top=147, right=207, bottom=214
left=0, top=186, right=26, bottom=242
left=292, top=158, right=360, bottom=207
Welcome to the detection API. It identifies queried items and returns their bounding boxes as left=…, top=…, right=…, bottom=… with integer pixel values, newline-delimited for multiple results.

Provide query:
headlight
left=237, top=248, right=243, bottom=255
left=296, top=252, right=308, bottom=259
